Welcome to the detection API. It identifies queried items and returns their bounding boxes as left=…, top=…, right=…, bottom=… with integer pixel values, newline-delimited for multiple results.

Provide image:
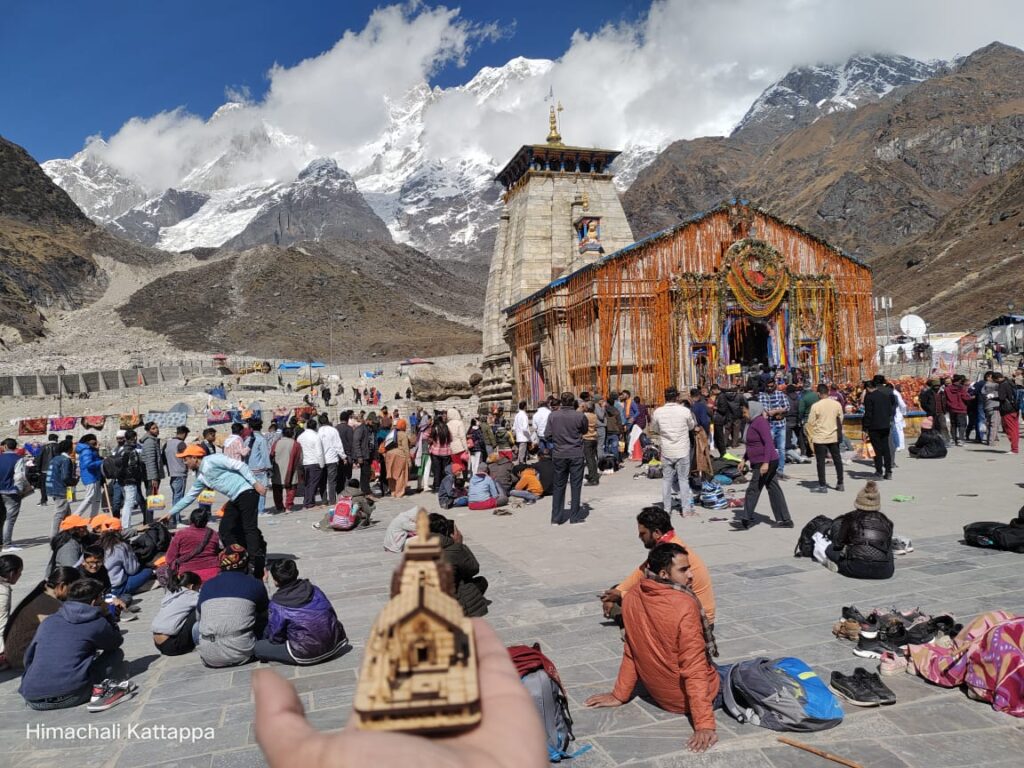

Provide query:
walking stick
left=102, top=481, right=114, bottom=515
left=776, top=737, right=864, bottom=768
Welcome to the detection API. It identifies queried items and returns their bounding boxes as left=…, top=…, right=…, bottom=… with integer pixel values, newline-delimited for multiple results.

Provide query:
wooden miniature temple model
left=354, top=508, right=481, bottom=732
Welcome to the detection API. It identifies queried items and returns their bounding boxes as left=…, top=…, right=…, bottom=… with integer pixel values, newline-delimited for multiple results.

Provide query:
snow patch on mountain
left=733, top=54, right=946, bottom=140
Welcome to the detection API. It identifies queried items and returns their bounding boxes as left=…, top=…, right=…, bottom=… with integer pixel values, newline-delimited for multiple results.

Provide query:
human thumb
left=252, top=668, right=316, bottom=766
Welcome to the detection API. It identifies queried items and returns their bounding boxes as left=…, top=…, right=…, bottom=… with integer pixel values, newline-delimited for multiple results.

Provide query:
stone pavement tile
left=762, top=739, right=909, bottom=768
left=910, top=560, right=981, bottom=576
left=12, top=746, right=116, bottom=768
left=114, top=723, right=251, bottom=767
left=562, top=744, right=619, bottom=767
left=220, top=693, right=310, bottom=724
left=650, top=745, right=771, bottom=767
left=539, top=592, right=603, bottom=607
left=714, top=635, right=787, bottom=662
left=570, top=700, right=659, bottom=736
left=210, top=748, right=267, bottom=768
left=733, top=565, right=805, bottom=579
left=118, top=756, right=214, bottom=768
left=286, top=669, right=357, bottom=695
left=879, top=699, right=1011, bottom=734
left=885, top=728, right=1024, bottom=767
left=592, top=733, right=694, bottom=764
left=309, top=684, right=356, bottom=711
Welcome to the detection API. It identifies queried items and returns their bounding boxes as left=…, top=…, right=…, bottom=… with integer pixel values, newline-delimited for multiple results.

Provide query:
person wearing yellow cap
left=169, top=446, right=268, bottom=578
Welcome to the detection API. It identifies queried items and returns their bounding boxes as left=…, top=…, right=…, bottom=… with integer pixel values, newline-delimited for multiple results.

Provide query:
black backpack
left=131, top=521, right=172, bottom=566
left=795, top=515, right=834, bottom=558
left=963, top=506, right=1024, bottom=553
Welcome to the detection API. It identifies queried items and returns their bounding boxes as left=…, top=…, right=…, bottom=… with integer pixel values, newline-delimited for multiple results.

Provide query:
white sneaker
left=1, top=545, right=23, bottom=553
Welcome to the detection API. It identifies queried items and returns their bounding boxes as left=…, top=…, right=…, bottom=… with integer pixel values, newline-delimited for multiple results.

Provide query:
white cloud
left=83, top=0, right=1024, bottom=192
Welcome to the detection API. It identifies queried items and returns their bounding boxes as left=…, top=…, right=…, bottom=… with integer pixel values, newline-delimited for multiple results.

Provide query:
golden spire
left=546, top=101, right=564, bottom=145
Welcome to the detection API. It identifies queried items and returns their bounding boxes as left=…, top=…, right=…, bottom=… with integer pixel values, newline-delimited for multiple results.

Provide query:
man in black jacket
left=36, top=434, right=59, bottom=506
left=996, top=372, right=1020, bottom=454
left=862, top=379, right=894, bottom=479
left=335, top=410, right=355, bottom=494
left=352, top=416, right=375, bottom=498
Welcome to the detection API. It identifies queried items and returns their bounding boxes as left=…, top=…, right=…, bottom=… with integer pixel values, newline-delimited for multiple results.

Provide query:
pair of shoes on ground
left=492, top=508, right=512, bottom=516
left=88, top=679, right=138, bottom=713
left=829, top=668, right=896, bottom=706
left=729, top=519, right=793, bottom=530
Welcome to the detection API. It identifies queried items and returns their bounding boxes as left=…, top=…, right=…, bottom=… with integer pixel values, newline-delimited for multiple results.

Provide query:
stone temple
left=481, top=111, right=875, bottom=408
left=480, top=107, right=635, bottom=404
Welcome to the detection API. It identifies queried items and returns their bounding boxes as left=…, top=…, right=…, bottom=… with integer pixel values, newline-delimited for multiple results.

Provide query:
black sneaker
left=828, top=671, right=881, bottom=707
left=853, top=668, right=896, bottom=705
left=772, top=520, right=795, bottom=528
left=853, top=630, right=887, bottom=659
left=835, top=483, right=845, bottom=492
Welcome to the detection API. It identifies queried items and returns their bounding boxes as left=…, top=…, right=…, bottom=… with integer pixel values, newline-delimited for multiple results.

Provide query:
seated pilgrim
left=908, top=417, right=947, bottom=459
left=815, top=482, right=895, bottom=580
left=585, top=543, right=722, bottom=755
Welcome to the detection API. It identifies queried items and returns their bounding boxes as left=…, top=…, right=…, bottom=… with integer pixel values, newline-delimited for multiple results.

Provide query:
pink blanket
left=910, top=611, right=1024, bottom=717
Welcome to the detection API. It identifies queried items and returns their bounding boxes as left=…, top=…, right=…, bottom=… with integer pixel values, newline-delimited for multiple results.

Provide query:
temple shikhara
left=481, top=110, right=875, bottom=406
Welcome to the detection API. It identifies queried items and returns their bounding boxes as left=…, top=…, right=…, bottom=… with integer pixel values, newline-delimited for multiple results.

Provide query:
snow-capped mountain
left=42, top=53, right=946, bottom=265
left=732, top=54, right=946, bottom=145
left=42, top=141, right=149, bottom=223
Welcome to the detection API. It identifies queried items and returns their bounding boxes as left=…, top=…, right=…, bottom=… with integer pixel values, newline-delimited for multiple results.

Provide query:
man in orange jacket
left=586, top=542, right=721, bottom=753
left=599, top=507, right=716, bottom=625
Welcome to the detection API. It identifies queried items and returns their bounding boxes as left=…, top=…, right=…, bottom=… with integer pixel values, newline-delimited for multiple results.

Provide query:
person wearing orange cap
left=169, top=446, right=268, bottom=579
left=48, top=513, right=95, bottom=572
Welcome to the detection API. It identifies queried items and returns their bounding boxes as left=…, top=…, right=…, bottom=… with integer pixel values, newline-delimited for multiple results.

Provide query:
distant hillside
left=624, top=42, right=1024, bottom=272
left=0, top=136, right=160, bottom=345
left=873, top=158, right=1024, bottom=331
left=117, top=239, right=483, bottom=360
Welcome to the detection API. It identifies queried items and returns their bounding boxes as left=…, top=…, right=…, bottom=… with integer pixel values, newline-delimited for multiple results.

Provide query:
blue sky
left=1, top=0, right=647, bottom=161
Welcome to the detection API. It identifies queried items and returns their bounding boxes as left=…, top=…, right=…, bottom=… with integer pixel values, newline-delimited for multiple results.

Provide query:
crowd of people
left=0, top=363, right=1019, bottom=754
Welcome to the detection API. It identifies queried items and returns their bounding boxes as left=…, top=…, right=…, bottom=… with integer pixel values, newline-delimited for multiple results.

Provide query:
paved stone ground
left=2, top=442, right=1024, bottom=767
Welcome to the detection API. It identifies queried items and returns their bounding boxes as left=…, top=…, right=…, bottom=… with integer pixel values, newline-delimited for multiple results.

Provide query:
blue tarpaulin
left=278, top=361, right=325, bottom=370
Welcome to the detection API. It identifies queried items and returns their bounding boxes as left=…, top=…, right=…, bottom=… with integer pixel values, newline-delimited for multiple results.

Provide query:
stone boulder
left=410, top=365, right=479, bottom=401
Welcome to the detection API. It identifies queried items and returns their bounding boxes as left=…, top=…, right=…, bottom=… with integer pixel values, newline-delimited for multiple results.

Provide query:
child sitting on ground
left=467, top=464, right=510, bottom=514
left=151, top=572, right=202, bottom=657
left=509, top=464, right=543, bottom=504
left=0, top=554, right=24, bottom=670
left=19, top=577, right=136, bottom=712
left=195, top=545, right=269, bottom=668
left=254, top=559, right=347, bottom=665
left=312, top=479, right=374, bottom=531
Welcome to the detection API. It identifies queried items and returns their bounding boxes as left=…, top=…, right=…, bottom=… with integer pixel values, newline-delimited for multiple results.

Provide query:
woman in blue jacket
left=254, top=559, right=347, bottom=665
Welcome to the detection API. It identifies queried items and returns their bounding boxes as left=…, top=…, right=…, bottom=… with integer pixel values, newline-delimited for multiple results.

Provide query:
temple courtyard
left=2, top=443, right=1023, bottom=767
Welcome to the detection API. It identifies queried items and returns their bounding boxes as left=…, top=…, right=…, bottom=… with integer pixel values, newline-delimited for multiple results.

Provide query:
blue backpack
left=722, top=657, right=844, bottom=732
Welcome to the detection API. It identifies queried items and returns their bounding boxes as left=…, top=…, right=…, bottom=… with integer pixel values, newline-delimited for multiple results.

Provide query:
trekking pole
left=776, top=737, right=864, bottom=768
left=102, top=481, right=114, bottom=515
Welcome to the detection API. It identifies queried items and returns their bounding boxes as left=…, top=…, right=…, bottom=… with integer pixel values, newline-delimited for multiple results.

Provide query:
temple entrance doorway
left=728, top=318, right=771, bottom=367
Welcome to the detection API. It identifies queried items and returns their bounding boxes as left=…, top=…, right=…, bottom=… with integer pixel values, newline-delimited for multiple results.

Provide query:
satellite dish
left=899, top=314, right=927, bottom=338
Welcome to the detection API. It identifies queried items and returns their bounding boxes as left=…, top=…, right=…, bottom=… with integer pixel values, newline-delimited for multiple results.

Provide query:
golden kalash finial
left=547, top=101, right=564, bottom=145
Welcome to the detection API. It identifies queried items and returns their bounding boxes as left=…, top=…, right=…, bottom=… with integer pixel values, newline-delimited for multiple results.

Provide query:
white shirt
left=318, top=424, right=345, bottom=463
left=533, top=406, right=551, bottom=439
left=650, top=403, right=697, bottom=460
left=513, top=410, right=531, bottom=443
left=297, top=429, right=326, bottom=467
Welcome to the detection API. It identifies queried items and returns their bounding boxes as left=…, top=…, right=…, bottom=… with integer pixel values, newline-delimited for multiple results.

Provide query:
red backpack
left=328, top=497, right=357, bottom=530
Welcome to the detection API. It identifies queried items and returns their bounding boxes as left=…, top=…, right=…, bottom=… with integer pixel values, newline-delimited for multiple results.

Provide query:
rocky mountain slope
left=872, top=158, right=1024, bottom=331
left=623, top=43, right=1024, bottom=273
left=116, top=240, right=482, bottom=360
left=0, top=136, right=160, bottom=346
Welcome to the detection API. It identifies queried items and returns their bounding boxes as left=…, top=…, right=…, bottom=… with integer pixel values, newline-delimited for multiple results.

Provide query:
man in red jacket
left=944, top=374, right=974, bottom=447
left=585, top=542, right=720, bottom=753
